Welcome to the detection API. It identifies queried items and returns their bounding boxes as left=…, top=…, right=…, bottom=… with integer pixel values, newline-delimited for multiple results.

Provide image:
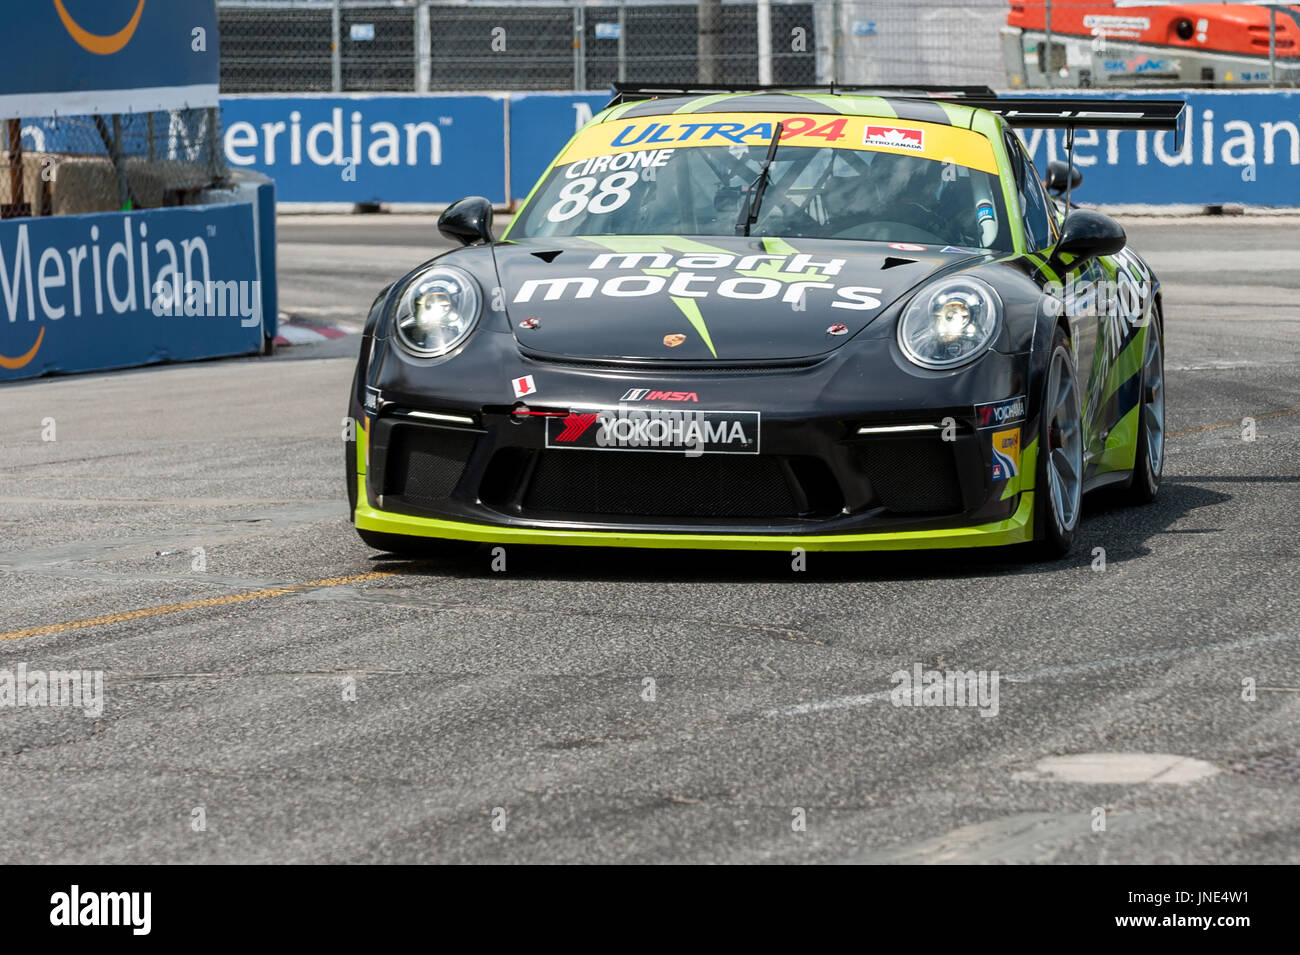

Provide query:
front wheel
left=1030, top=327, right=1085, bottom=559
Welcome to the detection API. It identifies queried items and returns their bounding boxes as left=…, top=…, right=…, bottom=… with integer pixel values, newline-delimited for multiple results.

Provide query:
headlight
left=897, top=276, right=1001, bottom=369
left=392, top=265, right=481, bottom=357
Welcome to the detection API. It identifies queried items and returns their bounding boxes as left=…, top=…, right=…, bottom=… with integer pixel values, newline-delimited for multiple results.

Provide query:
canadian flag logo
left=863, top=125, right=925, bottom=152
left=511, top=375, right=536, bottom=398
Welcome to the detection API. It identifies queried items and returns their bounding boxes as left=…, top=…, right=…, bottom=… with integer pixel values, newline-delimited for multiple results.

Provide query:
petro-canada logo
left=864, top=125, right=925, bottom=152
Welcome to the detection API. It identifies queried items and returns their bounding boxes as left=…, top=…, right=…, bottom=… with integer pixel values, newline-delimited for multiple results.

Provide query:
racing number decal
left=778, top=117, right=848, bottom=141
left=547, top=171, right=639, bottom=223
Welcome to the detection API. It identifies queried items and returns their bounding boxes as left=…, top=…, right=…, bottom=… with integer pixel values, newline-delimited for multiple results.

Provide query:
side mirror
left=1044, top=160, right=1082, bottom=197
left=1052, top=210, right=1126, bottom=264
left=438, top=196, right=494, bottom=246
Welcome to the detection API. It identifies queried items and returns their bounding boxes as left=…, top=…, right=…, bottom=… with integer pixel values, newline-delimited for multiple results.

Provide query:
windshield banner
left=558, top=112, right=1000, bottom=175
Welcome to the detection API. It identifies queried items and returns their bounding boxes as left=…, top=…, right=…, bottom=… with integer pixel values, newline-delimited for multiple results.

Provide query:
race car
left=345, top=85, right=1181, bottom=559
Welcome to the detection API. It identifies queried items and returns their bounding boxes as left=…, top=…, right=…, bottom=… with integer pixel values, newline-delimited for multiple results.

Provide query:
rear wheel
left=356, top=528, right=476, bottom=559
left=1116, top=316, right=1164, bottom=505
left=1030, top=327, right=1085, bottom=559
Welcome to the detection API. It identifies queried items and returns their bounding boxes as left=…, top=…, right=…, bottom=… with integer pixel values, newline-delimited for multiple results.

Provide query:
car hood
left=491, top=235, right=989, bottom=362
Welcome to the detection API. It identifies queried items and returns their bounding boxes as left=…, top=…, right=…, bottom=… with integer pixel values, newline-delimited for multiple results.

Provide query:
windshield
left=510, top=111, right=1012, bottom=252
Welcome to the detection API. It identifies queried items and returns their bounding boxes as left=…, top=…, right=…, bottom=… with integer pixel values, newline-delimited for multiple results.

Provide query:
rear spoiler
left=607, top=82, right=999, bottom=104
left=607, top=82, right=1186, bottom=142
left=605, top=82, right=993, bottom=105
left=955, top=96, right=1186, bottom=138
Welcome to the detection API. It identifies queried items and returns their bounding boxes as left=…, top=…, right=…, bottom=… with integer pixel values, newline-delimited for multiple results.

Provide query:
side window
left=1005, top=131, right=1056, bottom=252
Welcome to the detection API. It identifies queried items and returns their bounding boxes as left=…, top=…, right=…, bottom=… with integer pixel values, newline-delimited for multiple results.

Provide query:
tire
left=345, top=366, right=361, bottom=520
left=344, top=433, right=358, bottom=519
left=356, top=528, right=476, bottom=559
left=1029, top=325, right=1085, bottom=559
left=1116, top=313, right=1164, bottom=505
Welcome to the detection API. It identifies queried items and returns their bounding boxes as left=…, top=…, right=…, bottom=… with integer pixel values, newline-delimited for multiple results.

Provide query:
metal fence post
left=757, top=0, right=773, bottom=85
left=416, top=1, right=432, bottom=92
left=109, top=115, right=130, bottom=209
left=617, top=1, right=627, bottom=83
left=574, top=5, right=587, bottom=91
left=331, top=0, right=342, bottom=93
left=1269, top=5, right=1278, bottom=86
left=206, top=106, right=225, bottom=182
left=1044, top=0, right=1053, bottom=88
left=698, top=0, right=723, bottom=83
left=832, top=0, right=842, bottom=86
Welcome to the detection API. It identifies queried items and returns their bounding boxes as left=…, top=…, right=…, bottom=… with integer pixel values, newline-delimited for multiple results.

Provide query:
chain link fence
left=217, top=0, right=1299, bottom=93
left=219, top=0, right=821, bottom=92
left=832, top=1, right=1005, bottom=88
left=4, top=109, right=226, bottom=220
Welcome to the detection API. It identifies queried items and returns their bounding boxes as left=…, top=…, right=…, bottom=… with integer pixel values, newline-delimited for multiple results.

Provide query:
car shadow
left=366, top=480, right=1233, bottom=584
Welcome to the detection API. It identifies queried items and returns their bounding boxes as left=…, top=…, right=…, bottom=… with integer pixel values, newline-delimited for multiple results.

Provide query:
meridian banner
left=0, top=0, right=220, bottom=119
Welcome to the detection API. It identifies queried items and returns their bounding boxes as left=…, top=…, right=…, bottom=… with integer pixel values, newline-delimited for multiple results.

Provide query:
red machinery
left=1003, top=2, right=1300, bottom=86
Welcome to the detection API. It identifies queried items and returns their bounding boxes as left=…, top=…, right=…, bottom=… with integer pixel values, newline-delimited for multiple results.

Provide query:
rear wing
left=606, top=82, right=999, bottom=104
left=607, top=83, right=1186, bottom=144
left=956, top=96, right=1186, bottom=140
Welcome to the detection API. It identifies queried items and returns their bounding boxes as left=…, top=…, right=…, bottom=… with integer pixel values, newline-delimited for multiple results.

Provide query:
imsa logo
left=620, top=388, right=698, bottom=402
left=547, top=408, right=759, bottom=454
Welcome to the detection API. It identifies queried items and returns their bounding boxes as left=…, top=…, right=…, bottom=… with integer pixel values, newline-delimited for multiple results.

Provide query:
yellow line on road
left=0, top=571, right=397, bottom=642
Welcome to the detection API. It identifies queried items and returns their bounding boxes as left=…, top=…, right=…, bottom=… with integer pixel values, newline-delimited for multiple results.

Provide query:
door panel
left=1085, top=247, right=1156, bottom=475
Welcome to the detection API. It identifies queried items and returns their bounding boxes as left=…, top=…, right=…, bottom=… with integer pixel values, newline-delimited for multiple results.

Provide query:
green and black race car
left=345, top=84, right=1183, bottom=559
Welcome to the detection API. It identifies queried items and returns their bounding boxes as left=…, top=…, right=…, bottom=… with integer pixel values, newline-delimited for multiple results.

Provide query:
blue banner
left=508, top=92, right=610, bottom=200
left=0, top=0, right=219, bottom=119
left=221, top=96, right=508, bottom=204
left=222, top=90, right=1300, bottom=208
left=1019, top=90, right=1300, bottom=206
left=0, top=203, right=265, bottom=381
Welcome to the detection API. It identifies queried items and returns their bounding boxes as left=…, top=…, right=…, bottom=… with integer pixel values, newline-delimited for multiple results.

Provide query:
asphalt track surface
left=1, top=214, right=1297, bottom=864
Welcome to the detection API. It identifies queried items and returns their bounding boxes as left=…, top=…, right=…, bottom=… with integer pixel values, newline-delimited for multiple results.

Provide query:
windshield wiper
left=735, top=122, right=784, bottom=237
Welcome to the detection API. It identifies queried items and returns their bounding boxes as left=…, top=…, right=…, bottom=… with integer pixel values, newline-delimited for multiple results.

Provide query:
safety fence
left=5, top=109, right=225, bottom=220
left=218, top=0, right=821, bottom=92
left=216, top=1, right=1299, bottom=94
left=0, top=0, right=272, bottom=384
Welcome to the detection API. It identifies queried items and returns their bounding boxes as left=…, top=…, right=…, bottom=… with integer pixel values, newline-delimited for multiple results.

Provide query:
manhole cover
left=1027, top=753, right=1219, bottom=784
left=1224, top=751, right=1300, bottom=783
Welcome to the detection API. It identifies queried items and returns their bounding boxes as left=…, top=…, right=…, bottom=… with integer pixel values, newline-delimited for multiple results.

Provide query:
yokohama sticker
left=975, top=395, right=1026, bottom=428
left=546, top=408, right=760, bottom=454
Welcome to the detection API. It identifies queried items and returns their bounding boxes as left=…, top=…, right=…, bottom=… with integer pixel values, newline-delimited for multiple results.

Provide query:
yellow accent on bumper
left=354, top=493, right=1036, bottom=552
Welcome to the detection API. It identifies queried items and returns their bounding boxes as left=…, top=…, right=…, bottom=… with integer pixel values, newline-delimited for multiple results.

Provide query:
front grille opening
left=857, top=437, right=963, bottom=515
left=515, top=451, right=822, bottom=520
left=786, top=456, right=845, bottom=516
left=479, top=448, right=530, bottom=506
left=385, top=425, right=476, bottom=506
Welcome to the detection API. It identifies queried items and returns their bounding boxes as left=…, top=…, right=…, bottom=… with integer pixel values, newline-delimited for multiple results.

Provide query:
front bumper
left=354, top=493, right=1036, bottom=552
left=352, top=328, right=1039, bottom=551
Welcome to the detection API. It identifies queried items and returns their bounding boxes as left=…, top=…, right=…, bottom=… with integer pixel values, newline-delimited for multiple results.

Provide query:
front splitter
left=354, top=492, right=1036, bottom=552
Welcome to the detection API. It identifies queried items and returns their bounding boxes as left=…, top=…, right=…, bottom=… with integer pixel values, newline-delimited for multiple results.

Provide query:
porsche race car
left=345, top=85, right=1183, bottom=559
